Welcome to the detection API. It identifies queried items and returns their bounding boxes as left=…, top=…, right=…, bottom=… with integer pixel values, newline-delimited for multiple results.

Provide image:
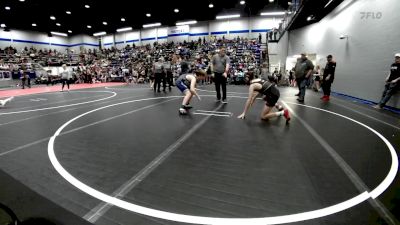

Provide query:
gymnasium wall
left=287, top=0, right=400, bottom=108
left=68, top=34, right=99, bottom=53
left=268, top=31, right=289, bottom=73
left=0, top=29, right=69, bottom=52
left=0, top=30, right=101, bottom=53
left=1, top=16, right=282, bottom=52
left=115, top=31, right=140, bottom=49
left=99, top=16, right=283, bottom=47
left=102, top=35, right=114, bottom=48
left=188, top=23, right=209, bottom=42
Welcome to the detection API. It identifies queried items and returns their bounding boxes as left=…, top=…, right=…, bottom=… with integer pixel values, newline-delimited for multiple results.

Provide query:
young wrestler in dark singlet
left=238, top=76, right=290, bottom=123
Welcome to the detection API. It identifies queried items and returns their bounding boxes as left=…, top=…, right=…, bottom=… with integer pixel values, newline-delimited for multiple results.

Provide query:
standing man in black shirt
left=374, top=53, right=400, bottom=109
left=321, top=55, right=337, bottom=101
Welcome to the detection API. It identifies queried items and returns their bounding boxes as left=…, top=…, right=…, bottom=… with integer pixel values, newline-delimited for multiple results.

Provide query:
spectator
left=294, top=53, right=314, bottom=102
left=374, top=53, right=400, bottom=109
left=313, top=65, right=321, bottom=92
left=60, top=64, right=72, bottom=92
left=268, top=31, right=273, bottom=41
left=272, top=68, right=279, bottom=79
left=289, top=69, right=294, bottom=87
left=1, top=37, right=263, bottom=89
left=273, top=28, right=278, bottom=40
left=20, top=67, right=31, bottom=89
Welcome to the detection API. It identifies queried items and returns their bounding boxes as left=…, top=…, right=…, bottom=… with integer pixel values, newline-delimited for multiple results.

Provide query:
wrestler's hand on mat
left=192, top=90, right=201, bottom=101
left=237, top=113, right=245, bottom=119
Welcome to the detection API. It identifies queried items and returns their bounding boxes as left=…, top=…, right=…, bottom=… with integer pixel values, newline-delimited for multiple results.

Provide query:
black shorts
left=315, top=76, right=321, bottom=82
left=263, top=86, right=280, bottom=107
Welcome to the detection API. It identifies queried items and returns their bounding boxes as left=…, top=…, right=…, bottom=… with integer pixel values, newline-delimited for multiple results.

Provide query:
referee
left=211, top=47, right=230, bottom=104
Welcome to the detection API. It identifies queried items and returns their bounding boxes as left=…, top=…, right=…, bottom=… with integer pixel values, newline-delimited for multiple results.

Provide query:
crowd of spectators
left=0, top=36, right=265, bottom=86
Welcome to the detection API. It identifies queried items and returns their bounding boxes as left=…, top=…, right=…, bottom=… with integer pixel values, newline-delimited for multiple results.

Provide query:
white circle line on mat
left=0, top=91, right=117, bottom=115
left=48, top=96, right=398, bottom=225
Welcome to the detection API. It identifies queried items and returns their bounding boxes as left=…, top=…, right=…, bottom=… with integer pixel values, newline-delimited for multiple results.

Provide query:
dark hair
left=327, top=55, right=333, bottom=58
left=180, top=61, right=190, bottom=74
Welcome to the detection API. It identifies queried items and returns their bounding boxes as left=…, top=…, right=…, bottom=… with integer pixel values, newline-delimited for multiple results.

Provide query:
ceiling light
left=5, top=6, right=11, bottom=10
left=103, top=22, right=108, bottom=25
left=209, top=3, right=214, bottom=8
left=1, top=24, right=6, bottom=28
left=143, top=23, right=161, bottom=28
left=87, top=25, right=92, bottom=28
left=146, top=13, right=151, bottom=17
left=307, top=15, right=315, bottom=21
left=216, top=14, right=241, bottom=20
left=117, top=27, right=133, bottom=32
left=176, top=20, right=197, bottom=26
left=121, top=18, right=125, bottom=21
left=240, top=1, right=245, bottom=5
left=269, top=0, right=274, bottom=2
left=32, top=23, right=37, bottom=27
left=174, top=9, right=179, bottom=13
left=66, top=11, right=71, bottom=14
left=93, top=31, right=107, bottom=36
left=50, top=16, right=56, bottom=20
left=56, top=23, right=61, bottom=26
left=19, top=0, right=25, bottom=2
left=51, top=31, right=68, bottom=37
left=68, top=30, right=72, bottom=33
left=324, top=0, right=334, bottom=8
left=260, top=11, right=285, bottom=16
left=85, top=5, right=90, bottom=8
